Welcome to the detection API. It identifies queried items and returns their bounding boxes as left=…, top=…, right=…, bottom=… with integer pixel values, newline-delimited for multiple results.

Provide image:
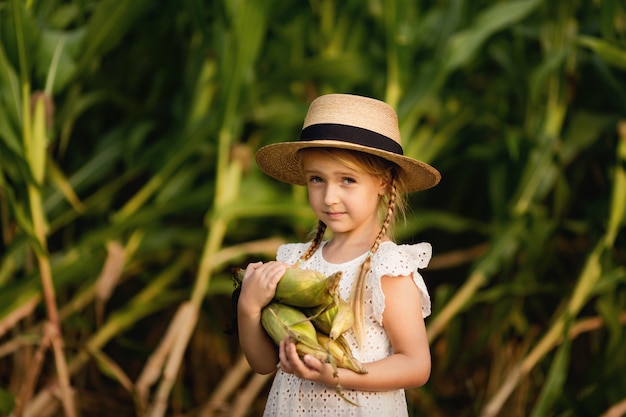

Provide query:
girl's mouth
left=326, top=211, right=345, bottom=219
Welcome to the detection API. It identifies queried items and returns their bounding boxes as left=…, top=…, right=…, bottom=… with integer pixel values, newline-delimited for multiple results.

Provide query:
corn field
left=1, top=0, right=625, bottom=416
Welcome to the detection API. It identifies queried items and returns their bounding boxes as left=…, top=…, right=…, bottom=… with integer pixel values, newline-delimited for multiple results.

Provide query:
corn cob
left=275, top=268, right=342, bottom=307
left=261, top=302, right=329, bottom=362
left=260, top=302, right=362, bottom=407
left=232, top=267, right=342, bottom=308
left=317, top=333, right=368, bottom=375
left=328, top=297, right=353, bottom=341
left=305, top=303, right=334, bottom=334
left=306, top=296, right=354, bottom=341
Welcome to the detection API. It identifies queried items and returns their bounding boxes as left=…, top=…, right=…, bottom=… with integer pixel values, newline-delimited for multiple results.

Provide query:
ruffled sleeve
left=370, top=242, right=432, bottom=323
left=276, top=242, right=311, bottom=265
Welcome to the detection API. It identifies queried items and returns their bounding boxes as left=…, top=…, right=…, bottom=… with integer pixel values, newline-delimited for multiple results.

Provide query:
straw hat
left=255, top=93, right=441, bottom=192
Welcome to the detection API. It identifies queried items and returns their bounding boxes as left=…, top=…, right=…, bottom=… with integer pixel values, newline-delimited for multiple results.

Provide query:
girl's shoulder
left=373, top=241, right=432, bottom=272
left=276, top=242, right=312, bottom=264
left=372, top=241, right=433, bottom=318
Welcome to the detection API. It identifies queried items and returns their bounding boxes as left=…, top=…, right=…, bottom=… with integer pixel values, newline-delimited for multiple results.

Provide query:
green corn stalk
left=481, top=124, right=626, bottom=417
left=18, top=253, right=189, bottom=417
left=145, top=2, right=275, bottom=415
left=427, top=0, right=573, bottom=344
left=7, top=0, right=75, bottom=414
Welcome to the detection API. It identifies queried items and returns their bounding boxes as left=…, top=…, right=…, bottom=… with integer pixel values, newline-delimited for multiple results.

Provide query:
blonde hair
left=297, top=148, right=406, bottom=345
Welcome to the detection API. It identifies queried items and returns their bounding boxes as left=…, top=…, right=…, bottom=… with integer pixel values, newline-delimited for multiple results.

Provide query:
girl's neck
left=322, top=231, right=388, bottom=264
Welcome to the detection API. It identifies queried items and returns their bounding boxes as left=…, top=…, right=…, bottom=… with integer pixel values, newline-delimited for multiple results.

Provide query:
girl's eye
left=342, top=177, right=356, bottom=184
left=308, top=176, right=323, bottom=183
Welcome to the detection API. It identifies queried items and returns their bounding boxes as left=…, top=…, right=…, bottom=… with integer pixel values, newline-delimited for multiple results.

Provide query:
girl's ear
left=378, top=168, right=393, bottom=195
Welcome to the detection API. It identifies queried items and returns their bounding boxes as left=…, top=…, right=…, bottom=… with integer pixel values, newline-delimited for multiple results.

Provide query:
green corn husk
left=306, top=303, right=335, bottom=335
left=232, top=267, right=342, bottom=308
left=328, top=297, right=353, bottom=341
left=275, top=268, right=342, bottom=308
left=317, top=333, right=368, bottom=375
left=306, top=296, right=354, bottom=341
left=261, top=302, right=329, bottom=362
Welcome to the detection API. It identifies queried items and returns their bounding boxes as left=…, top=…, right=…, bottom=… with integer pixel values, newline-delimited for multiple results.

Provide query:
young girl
left=237, top=93, right=441, bottom=416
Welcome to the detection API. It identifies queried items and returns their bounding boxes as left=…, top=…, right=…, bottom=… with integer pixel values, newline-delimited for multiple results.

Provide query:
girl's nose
left=323, top=184, right=339, bottom=205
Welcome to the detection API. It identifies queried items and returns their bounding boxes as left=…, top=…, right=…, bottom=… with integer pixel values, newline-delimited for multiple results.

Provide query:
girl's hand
left=278, top=336, right=338, bottom=387
left=238, top=261, right=287, bottom=316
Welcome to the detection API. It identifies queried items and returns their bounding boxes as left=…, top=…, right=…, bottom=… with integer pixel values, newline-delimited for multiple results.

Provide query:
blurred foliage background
left=1, top=0, right=625, bottom=416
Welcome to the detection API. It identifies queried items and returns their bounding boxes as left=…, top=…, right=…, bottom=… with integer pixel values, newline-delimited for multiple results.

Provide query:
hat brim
left=255, top=140, right=441, bottom=192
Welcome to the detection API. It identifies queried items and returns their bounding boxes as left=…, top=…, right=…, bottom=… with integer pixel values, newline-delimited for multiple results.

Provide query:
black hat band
left=300, top=123, right=404, bottom=155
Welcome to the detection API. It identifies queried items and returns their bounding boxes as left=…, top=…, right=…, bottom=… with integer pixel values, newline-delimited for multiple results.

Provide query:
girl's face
left=301, top=150, right=388, bottom=239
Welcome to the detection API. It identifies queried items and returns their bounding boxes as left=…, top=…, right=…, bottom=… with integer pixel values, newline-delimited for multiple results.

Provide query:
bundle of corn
left=232, top=267, right=365, bottom=372
left=232, top=267, right=367, bottom=390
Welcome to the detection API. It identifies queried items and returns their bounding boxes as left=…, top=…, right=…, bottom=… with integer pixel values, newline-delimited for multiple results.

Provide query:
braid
left=373, top=178, right=398, bottom=252
left=295, top=220, right=326, bottom=266
left=350, top=176, right=399, bottom=345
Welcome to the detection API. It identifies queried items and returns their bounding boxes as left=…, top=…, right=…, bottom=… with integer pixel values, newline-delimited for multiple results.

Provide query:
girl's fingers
left=240, top=262, right=289, bottom=310
left=302, top=354, right=323, bottom=372
left=271, top=264, right=287, bottom=285
left=249, top=261, right=286, bottom=287
left=283, top=338, right=322, bottom=377
left=244, top=261, right=263, bottom=278
left=281, top=336, right=304, bottom=372
left=279, top=337, right=334, bottom=385
left=278, top=339, right=294, bottom=374
left=261, top=262, right=287, bottom=286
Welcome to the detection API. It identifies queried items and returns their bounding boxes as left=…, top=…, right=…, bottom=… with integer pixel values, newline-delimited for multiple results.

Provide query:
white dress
left=262, top=240, right=432, bottom=417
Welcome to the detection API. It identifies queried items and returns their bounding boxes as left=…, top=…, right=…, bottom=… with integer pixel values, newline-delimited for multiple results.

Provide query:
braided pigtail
left=294, top=220, right=327, bottom=267
left=349, top=176, right=399, bottom=345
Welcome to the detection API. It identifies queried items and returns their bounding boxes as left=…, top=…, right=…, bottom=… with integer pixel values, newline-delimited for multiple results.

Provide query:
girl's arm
left=237, top=261, right=287, bottom=374
left=279, top=273, right=431, bottom=390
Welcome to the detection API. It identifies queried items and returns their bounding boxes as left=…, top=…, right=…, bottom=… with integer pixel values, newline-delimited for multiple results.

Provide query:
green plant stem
left=18, top=64, right=77, bottom=417
left=481, top=129, right=626, bottom=416
left=148, top=158, right=242, bottom=417
left=384, top=0, right=400, bottom=108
